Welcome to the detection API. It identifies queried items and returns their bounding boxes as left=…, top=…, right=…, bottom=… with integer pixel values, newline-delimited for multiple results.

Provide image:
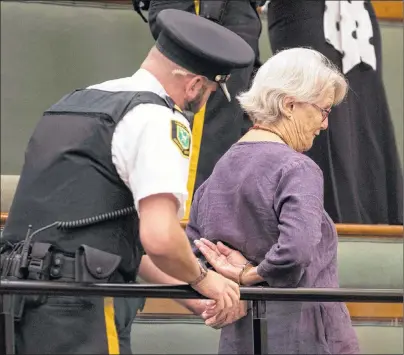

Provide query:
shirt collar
left=131, top=68, right=188, bottom=119
left=131, top=68, right=168, bottom=98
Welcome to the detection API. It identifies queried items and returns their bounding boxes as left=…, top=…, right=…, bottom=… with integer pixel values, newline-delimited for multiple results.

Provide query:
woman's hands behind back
left=193, top=238, right=250, bottom=328
left=194, top=238, right=249, bottom=284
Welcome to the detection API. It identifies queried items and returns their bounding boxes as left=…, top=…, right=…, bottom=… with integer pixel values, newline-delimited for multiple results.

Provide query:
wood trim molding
left=372, top=1, right=403, bottom=21
left=140, top=298, right=192, bottom=316
left=0, top=212, right=7, bottom=226
left=139, top=298, right=403, bottom=322
left=346, top=302, right=403, bottom=320
left=1, top=212, right=403, bottom=237
left=335, top=223, right=403, bottom=237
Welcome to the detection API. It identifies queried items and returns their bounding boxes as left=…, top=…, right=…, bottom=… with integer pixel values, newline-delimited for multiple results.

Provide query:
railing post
left=0, top=297, right=6, bottom=355
left=0, top=294, right=16, bottom=354
left=252, top=314, right=261, bottom=353
left=252, top=300, right=267, bottom=355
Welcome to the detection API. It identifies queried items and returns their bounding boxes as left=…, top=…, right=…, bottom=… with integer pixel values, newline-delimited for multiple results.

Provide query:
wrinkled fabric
left=186, top=141, right=360, bottom=354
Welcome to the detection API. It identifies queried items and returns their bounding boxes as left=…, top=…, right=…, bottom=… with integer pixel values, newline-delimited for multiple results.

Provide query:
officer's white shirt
left=87, top=69, right=191, bottom=219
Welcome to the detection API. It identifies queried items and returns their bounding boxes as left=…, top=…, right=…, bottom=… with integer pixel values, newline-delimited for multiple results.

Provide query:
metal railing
left=1, top=280, right=403, bottom=302
left=1, top=279, right=403, bottom=355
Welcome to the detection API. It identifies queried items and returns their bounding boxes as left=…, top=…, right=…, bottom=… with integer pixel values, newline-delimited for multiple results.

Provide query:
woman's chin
left=302, top=141, right=314, bottom=152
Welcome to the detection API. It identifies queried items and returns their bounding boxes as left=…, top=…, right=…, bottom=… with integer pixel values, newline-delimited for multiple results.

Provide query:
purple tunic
left=186, top=142, right=360, bottom=354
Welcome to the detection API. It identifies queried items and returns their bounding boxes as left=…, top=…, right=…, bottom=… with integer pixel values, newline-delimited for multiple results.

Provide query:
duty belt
left=2, top=242, right=122, bottom=284
left=48, top=252, right=76, bottom=281
left=22, top=243, right=75, bottom=282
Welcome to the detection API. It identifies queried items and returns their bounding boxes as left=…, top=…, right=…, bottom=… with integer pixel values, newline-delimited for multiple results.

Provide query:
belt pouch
left=25, top=242, right=52, bottom=308
left=75, top=245, right=122, bottom=283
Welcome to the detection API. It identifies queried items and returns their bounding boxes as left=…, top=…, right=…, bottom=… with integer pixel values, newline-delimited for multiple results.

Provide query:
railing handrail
left=1, top=279, right=402, bottom=303
left=1, top=212, right=403, bottom=237
left=331, top=223, right=403, bottom=236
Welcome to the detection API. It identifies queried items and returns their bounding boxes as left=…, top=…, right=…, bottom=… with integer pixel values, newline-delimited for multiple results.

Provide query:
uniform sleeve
left=111, top=104, right=191, bottom=219
left=256, top=159, right=324, bottom=287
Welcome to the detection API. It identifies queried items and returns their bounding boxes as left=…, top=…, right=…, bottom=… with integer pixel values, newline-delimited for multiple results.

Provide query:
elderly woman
left=187, top=47, right=360, bottom=354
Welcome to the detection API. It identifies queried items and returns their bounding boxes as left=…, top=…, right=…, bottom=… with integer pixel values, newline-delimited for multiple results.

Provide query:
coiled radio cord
left=17, top=206, right=136, bottom=271
left=56, top=206, right=136, bottom=230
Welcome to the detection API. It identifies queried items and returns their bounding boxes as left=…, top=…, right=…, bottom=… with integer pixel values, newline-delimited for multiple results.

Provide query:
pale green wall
left=377, top=23, right=403, bottom=166
left=130, top=320, right=403, bottom=355
left=1, top=2, right=403, bottom=174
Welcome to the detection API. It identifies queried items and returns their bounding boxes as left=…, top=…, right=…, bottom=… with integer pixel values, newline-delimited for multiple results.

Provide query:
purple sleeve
left=257, top=159, right=324, bottom=287
left=185, top=192, right=202, bottom=255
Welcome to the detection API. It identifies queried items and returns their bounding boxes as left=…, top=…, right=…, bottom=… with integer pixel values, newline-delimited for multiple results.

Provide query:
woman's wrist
left=240, top=265, right=264, bottom=286
left=221, top=263, right=250, bottom=284
left=238, top=262, right=254, bottom=285
left=227, top=267, right=243, bottom=284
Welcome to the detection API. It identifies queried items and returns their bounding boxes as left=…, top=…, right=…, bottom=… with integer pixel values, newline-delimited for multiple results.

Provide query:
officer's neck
left=140, top=63, right=186, bottom=111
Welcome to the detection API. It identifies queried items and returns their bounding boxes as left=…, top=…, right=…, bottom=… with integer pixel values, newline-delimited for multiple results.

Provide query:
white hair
left=237, top=47, right=348, bottom=125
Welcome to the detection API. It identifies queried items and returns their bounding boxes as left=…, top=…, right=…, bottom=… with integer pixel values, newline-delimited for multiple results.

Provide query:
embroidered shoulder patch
left=171, top=120, right=191, bottom=157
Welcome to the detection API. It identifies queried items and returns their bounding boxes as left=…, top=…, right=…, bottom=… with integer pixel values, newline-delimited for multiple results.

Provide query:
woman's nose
left=321, top=117, right=329, bottom=130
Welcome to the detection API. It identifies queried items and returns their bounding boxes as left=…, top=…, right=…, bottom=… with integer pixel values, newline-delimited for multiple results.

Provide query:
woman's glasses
left=310, top=103, right=331, bottom=121
left=295, top=101, right=332, bottom=121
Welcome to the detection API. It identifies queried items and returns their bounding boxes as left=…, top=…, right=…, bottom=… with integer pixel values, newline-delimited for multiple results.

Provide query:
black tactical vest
left=2, top=88, right=183, bottom=282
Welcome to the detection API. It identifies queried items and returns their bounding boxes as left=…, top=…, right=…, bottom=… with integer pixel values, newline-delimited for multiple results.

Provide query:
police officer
left=1, top=9, right=254, bottom=354
left=147, top=0, right=263, bottom=219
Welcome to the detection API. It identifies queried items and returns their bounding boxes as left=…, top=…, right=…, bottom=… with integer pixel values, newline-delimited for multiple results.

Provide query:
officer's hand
left=202, top=300, right=248, bottom=329
left=178, top=298, right=216, bottom=316
left=191, top=270, right=240, bottom=324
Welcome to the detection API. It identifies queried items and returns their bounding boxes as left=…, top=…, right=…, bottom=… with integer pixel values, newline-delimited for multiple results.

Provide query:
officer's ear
left=186, top=75, right=206, bottom=96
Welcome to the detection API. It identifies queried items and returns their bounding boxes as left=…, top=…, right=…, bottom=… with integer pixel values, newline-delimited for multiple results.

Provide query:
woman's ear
left=280, top=96, right=294, bottom=117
